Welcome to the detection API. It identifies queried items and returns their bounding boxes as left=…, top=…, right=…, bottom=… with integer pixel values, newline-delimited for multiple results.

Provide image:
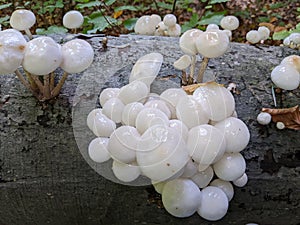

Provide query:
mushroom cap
left=195, top=30, right=230, bottom=58
left=281, top=55, right=300, bottom=73
left=206, top=24, right=219, bottom=31
left=210, top=179, right=234, bottom=201
left=121, top=102, right=144, bottom=127
left=191, top=166, right=214, bottom=188
left=22, top=36, right=62, bottom=75
left=193, top=82, right=235, bottom=122
left=136, top=125, right=189, bottom=181
left=0, top=29, right=27, bottom=74
left=214, top=117, right=250, bottom=153
left=10, top=9, right=36, bottom=30
left=167, top=24, right=181, bottom=37
left=246, top=30, right=261, bottom=44
left=163, top=14, right=177, bottom=27
left=129, top=52, right=163, bottom=86
left=289, top=33, right=300, bottom=44
left=187, top=124, right=226, bottom=165
left=271, top=64, right=300, bottom=90
left=102, top=97, right=125, bottom=123
left=173, top=54, right=191, bottom=70
left=99, top=87, right=120, bottom=107
left=213, top=152, right=246, bottom=181
left=220, top=15, right=239, bottom=31
left=134, top=15, right=160, bottom=35
left=88, top=137, right=110, bottom=163
left=258, top=26, right=270, bottom=41
left=256, top=112, right=272, bottom=125
left=162, top=178, right=202, bottom=218
left=232, top=173, right=248, bottom=187
left=60, top=39, right=94, bottom=73
left=118, top=80, right=149, bottom=105
left=63, top=10, right=84, bottom=29
left=197, top=186, right=228, bottom=221
left=179, top=29, right=203, bottom=55
left=112, top=160, right=141, bottom=183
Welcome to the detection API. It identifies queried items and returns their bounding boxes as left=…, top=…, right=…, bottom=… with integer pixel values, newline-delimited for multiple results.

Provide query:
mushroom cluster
left=134, top=14, right=181, bottom=37
left=283, top=32, right=300, bottom=49
left=271, top=55, right=300, bottom=90
left=0, top=9, right=93, bottom=101
left=175, top=19, right=235, bottom=84
left=86, top=53, right=250, bottom=221
left=246, top=26, right=270, bottom=44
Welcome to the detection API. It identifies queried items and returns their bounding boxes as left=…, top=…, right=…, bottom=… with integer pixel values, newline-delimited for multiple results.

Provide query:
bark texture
left=0, top=35, right=299, bottom=225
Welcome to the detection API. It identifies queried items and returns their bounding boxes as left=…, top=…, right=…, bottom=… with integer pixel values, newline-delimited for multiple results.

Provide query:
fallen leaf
left=259, top=22, right=275, bottom=32
left=262, top=105, right=300, bottom=130
left=113, top=10, right=123, bottom=19
left=182, top=81, right=224, bottom=95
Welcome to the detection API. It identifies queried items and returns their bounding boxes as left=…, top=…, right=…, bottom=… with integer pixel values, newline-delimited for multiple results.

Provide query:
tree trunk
left=0, top=35, right=299, bottom=225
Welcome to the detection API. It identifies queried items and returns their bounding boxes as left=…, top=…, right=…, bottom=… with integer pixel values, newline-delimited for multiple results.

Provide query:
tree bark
left=0, top=35, right=299, bottom=225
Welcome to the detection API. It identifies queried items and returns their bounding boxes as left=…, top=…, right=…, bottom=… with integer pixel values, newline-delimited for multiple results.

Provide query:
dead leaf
left=262, top=105, right=300, bottom=130
left=259, top=22, right=275, bottom=32
left=182, top=81, right=224, bottom=95
left=113, top=10, right=123, bottom=19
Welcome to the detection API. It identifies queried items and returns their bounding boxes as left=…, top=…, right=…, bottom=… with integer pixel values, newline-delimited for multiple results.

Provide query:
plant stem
left=15, top=69, right=40, bottom=99
left=44, top=75, right=51, bottom=99
left=181, top=70, right=187, bottom=85
left=197, top=57, right=209, bottom=83
left=172, top=0, right=177, bottom=14
left=189, top=55, right=196, bottom=84
left=51, top=72, right=69, bottom=98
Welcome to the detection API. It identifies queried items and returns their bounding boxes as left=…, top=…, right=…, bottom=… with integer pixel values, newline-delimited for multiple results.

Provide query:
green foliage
left=272, top=23, right=300, bottom=40
left=198, top=11, right=226, bottom=25
left=36, top=25, right=68, bottom=35
left=0, top=3, right=12, bottom=10
left=123, top=18, right=138, bottom=31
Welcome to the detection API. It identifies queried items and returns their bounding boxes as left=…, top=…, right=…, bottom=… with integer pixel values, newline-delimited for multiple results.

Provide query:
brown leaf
left=259, top=22, right=275, bottom=32
left=182, top=81, right=224, bottom=95
left=262, top=105, right=300, bottom=130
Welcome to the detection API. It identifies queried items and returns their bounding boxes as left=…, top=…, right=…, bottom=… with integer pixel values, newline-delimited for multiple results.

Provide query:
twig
left=153, top=0, right=159, bottom=11
left=197, top=57, right=209, bottom=83
left=172, top=0, right=177, bottom=14
left=51, top=72, right=69, bottom=98
left=271, top=85, right=277, bottom=107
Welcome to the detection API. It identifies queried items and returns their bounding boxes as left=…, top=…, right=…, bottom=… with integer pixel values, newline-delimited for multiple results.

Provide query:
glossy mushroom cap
left=63, top=10, right=84, bottom=29
left=10, top=9, right=36, bottom=31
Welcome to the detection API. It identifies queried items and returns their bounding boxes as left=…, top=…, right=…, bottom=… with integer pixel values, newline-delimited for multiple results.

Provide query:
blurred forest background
left=0, top=0, right=299, bottom=45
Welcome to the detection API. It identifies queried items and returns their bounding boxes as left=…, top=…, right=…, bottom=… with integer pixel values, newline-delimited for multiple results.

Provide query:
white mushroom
left=206, top=24, right=219, bottom=31
left=10, top=9, right=36, bottom=38
left=0, top=29, right=26, bottom=74
left=213, top=152, right=246, bottom=181
left=121, top=102, right=144, bottom=126
left=162, top=178, right=202, bottom=218
left=173, top=54, right=192, bottom=70
left=163, top=14, right=177, bottom=27
left=233, top=173, right=248, bottom=187
left=257, top=112, right=272, bottom=125
left=210, top=179, right=234, bottom=201
left=191, top=166, right=214, bottom=188
left=99, top=88, right=120, bottom=107
left=129, top=52, right=163, bottom=86
left=214, top=117, right=250, bottom=153
left=193, top=82, right=235, bottom=122
left=88, top=137, right=110, bottom=163
left=60, top=39, right=94, bottom=73
left=136, top=125, right=189, bottom=181
left=187, top=124, right=226, bottom=165
left=102, top=97, right=125, bottom=123
left=246, top=30, right=261, bottom=44
left=167, top=24, right=181, bottom=37
left=22, top=36, right=62, bottom=75
left=118, top=80, right=149, bottom=105
left=112, top=160, right=141, bottom=182
left=220, top=15, right=239, bottom=31
left=276, top=121, right=285, bottom=130
left=179, top=29, right=203, bottom=55
left=181, top=159, right=198, bottom=178
left=281, top=55, right=300, bottom=73
left=197, top=186, right=229, bottom=221
left=154, top=21, right=167, bottom=36
left=107, top=126, right=140, bottom=164
left=134, top=15, right=161, bottom=35
left=63, top=10, right=84, bottom=29
left=271, top=64, right=300, bottom=90
left=195, top=30, right=230, bottom=58
left=289, top=33, right=300, bottom=44
left=258, top=26, right=270, bottom=41
left=169, top=119, right=189, bottom=142
left=145, top=99, right=171, bottom=119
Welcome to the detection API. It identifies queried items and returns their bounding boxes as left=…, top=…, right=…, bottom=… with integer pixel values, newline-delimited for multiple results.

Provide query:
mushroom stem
left=197, top=57, right=209, bottom=83
left=50, top=72, right=55, bottom=91
left=181, top=70, right=187, bottom=85
left=24, top=28, right=33, bottom=39
left=189, top=55, right=196, bottom=84
left=25, top=71, right=39, bottom=92
left=43, top=74, right=51, bottom=99
left=31, top=75, right=45, bottom=94
left=51, top=71, right=69, bottom=98
left=15, top=69, right=40, bottom=99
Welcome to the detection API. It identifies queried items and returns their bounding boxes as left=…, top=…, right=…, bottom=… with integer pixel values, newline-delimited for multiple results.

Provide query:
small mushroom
left=0, top=29, right=27, bottom=74
left=257, top=112, right=272, bottom=125
left=63, top=10, right=84, bottom=30
left=246, top=30, right=261, bottom=44
left=22, top=36, right=62, bottom=75
left=134, top=15, right=161, bottom=35
left=271, top=64, right=300, bottom=90
left=220, top=15, right=239, bottom=31
left=163, top=14, right=177, bottom=27
left=60, top=39, right=94, bottom=73
left=258, top=26, right=270, bottom=41
left=9, top=9, right=36, bottom=39
left=281, top=55, right=300, bottom=73
left=173, top=54, right=191, bottom=70
left=167, top=24, right=181, bottom=37
left=206, top=23, right=219, bottom=31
